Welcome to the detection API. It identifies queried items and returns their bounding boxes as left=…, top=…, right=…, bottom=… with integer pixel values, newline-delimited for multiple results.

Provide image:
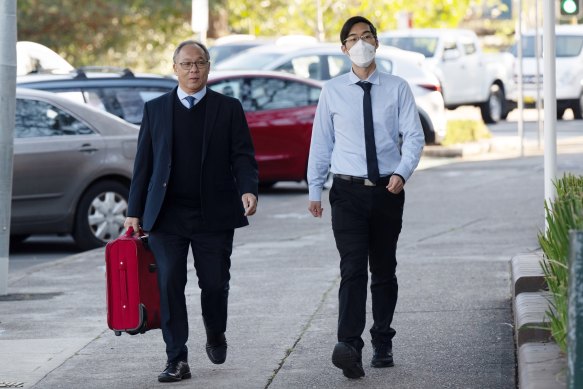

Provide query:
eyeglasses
left=177, top=60, right=210, bottom=70
left=343, top=33, right=376, bottom=46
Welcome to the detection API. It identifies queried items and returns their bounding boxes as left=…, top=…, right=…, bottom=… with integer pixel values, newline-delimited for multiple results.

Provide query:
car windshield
left=511, top=35, right=583, bottom=58
left=379, top=36, right=439, bottom=58
left=209, top=44, right=254, bottom=64
left=216, top=52, right=283, bottom=70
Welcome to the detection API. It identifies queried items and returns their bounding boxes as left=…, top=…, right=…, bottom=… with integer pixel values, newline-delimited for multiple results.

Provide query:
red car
left=208, top=71, right=322, bottom=185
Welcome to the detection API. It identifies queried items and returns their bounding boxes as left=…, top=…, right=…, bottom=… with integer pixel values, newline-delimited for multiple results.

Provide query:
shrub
left=441, top=119, right=492, bottom=146
left=538, top=174, right=583, bottom=353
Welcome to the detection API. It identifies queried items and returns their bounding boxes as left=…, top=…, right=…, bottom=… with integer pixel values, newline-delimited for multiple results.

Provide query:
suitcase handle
left=125, top=226, right=145, bottom=238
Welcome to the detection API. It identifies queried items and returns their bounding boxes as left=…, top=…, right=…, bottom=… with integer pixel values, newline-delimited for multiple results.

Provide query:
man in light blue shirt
left=307, top=16, right=424, bottom=379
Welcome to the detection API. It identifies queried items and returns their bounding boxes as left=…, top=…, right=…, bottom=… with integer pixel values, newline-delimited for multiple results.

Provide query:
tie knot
left=357, top=81, right=372, bottom=92
left=185, top=95, right=196, bottom=108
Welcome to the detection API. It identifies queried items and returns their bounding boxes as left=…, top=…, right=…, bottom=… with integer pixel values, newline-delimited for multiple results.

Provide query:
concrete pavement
left=2, top=134, right=583, bottom=389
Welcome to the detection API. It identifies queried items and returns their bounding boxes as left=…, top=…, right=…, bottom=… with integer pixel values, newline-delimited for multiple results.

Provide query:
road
left=7, top=107, right=581, bottom=274
left=9, top=129, right=582, bottom=389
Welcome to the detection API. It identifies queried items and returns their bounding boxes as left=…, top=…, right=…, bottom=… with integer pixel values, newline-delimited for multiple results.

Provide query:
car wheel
left=419, top=114, right=435, bottom=145
left=572, top=94, right=583, bottom=119
left=10, top=234, right=30, bottom=245
left=259, top=182, right=276, bottom=189
left=73, top=180, right=129, bottom=250
left=480, top=84, right=505, bottom=124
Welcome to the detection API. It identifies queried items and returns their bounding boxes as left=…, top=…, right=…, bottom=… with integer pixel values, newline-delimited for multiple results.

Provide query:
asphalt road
left=7, top=106, right=580, bottom=275
left=10, top=132, right=581, bottom=389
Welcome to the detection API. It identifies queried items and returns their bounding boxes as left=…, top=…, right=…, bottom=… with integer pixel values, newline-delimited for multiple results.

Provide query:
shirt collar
left=348, top=68, right=380, bottom=86
left=177, top=86, right=207, bottom=103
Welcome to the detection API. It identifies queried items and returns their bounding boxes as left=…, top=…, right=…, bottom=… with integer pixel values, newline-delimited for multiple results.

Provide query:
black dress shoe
left=158, top=360, right=191, bottom=383
left=206, top=332, right=227, bottom=364
left=371, top=342, right=394, bottom=368
left=331, top=342, right=365, bottom=379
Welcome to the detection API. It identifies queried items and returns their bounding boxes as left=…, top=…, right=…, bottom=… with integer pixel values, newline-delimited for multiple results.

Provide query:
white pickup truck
left=379, top=28, right=516, bottom=124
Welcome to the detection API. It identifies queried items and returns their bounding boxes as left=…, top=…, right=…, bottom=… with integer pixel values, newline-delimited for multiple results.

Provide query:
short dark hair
left=340, top=16, right=378, bottom=44
left=173, top=40, right=210, bottom=63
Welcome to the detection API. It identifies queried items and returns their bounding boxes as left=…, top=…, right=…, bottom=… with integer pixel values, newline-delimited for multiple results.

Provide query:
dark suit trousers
left=329, top=177, right=404, bottom=352
left=148, top=204, right=234, bottom=363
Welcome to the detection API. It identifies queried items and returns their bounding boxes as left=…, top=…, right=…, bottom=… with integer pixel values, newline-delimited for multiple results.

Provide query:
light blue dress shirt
left=307, top=69, right=425, bottom=201
left=176, top=86, right=207, bottom=108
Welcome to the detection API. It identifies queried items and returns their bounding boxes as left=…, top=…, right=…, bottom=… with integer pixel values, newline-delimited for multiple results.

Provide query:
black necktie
left=356, top=81, right=380, bottom=184
left=185, top=95, right=195, bottom=109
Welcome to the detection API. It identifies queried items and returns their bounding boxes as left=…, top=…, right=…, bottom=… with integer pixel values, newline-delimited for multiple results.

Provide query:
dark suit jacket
left=127, top=87, right=258, bottom=231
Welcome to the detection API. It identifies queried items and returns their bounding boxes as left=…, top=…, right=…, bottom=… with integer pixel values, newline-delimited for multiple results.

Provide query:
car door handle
left=78, top=143, right=98, bottom=153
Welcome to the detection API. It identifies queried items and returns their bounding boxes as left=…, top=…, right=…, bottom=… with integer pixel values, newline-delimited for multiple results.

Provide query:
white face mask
left=347, top=39, right=376, bottom=68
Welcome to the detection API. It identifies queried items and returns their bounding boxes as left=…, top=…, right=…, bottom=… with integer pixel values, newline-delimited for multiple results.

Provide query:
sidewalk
left=2, top=136, right=583, bottom=388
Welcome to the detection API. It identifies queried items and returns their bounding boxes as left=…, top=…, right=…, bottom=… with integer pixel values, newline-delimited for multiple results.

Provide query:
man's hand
left=124, top=217, right=141, bottom=235
left=242, top=193, right=257, bottom=216
left=308, top=201, right=323, bottom=218
left=387, top=175, right=404, bottom=194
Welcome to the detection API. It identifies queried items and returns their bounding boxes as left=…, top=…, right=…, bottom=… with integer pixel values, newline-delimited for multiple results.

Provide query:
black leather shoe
left=331, top=342, right=365, bottom=379
left=158, top=361, right=191, bottom=383
left=371, top=342, right=394, bottom=368
left=206, top=332, right=227, bottom=364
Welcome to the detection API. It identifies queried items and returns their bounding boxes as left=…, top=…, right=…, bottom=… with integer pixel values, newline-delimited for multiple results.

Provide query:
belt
left=333, top=174, right=391, bottom=187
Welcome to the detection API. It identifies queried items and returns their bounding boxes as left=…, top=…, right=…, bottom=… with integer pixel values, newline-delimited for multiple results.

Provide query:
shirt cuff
left=308, top=185, right=323, bottom=202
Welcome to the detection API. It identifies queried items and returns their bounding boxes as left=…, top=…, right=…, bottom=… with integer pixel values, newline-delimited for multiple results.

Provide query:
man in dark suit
left=124, top=40, right=258, bottom=383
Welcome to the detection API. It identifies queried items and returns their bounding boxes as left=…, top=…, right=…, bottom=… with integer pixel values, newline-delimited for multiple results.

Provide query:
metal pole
left=542, top=0, right=557, bottom=208
left=568, top=231, right=583, bottom=388
left=0, top=0, right=17, bottom=296
left=516, top=0, right=525, bottom=157
left=534, top=0, right=543, bottom=149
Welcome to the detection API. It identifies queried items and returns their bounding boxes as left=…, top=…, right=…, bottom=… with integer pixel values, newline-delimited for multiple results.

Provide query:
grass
left=538, top=174, right=583, bottom=353
left=441, top=119, right=492, bottom=146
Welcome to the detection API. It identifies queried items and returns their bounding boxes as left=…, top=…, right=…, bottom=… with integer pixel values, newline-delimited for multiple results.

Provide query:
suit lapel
left=202, top=88, right=220, bottom=162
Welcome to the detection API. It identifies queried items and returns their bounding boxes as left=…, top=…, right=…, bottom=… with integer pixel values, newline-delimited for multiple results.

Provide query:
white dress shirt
left=176, top=86, right=207, bottom=108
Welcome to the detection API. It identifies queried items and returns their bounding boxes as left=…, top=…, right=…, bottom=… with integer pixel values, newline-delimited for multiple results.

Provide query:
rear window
left=512, top=35, right=583, bottom=58
left=51, top=87, right=168, bottom=124
left=380, top=36, right=439, bottom=58
left=216, top=53, right=282, bottom=70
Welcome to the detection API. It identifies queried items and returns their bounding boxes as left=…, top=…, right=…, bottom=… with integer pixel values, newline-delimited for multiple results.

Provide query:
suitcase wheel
left=114, top=331, right=122, bottom=336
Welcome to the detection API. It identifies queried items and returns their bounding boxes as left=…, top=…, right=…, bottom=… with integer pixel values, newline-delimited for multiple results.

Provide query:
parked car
left=17, top=41, right=74, bottom=76
left=17, top=67, right=178, bottom=124
left=216, top=43, right=446, bottom=144
left=11, top=88, right=139, bottom=250
left=379, top=28, right=516, bottom=124
left=207, top=70, right=322, bottom=185
left=509, top=24, right=583, bottom=120
left=209, top=36, right=272, bottom=65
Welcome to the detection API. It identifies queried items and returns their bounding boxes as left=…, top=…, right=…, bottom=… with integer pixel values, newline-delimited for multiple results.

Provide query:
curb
left=423, top=141, right=490, bottom=158
left=510, top=252, right=567, bottom=388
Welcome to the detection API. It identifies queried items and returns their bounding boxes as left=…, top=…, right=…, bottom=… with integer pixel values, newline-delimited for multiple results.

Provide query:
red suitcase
left=105, top=227, right=161, bottom=336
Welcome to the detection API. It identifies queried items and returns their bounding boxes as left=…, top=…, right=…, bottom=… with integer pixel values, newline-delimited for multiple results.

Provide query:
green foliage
left=224, top=0, right=472, bottom=40
left=538, top=174, right=583, bottom=353
left=17, top=0, right=475, bottom=72
left=441, top=119, right=491, bottom=146
left=17, top=0, right=194, bottom=73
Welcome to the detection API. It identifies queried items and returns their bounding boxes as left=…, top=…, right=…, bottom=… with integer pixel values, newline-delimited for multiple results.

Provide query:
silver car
left=11, top=88, right=138, bottom=250
left=216, top=42, right=446, bottom=144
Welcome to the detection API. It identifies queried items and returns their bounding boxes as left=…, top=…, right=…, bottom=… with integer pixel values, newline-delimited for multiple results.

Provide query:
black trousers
left=148, top=204, right=234, bottom=363
left=329, top=177, right=404, bottom=352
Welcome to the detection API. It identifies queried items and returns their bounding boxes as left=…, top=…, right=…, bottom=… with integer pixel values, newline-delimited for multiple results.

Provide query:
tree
left=17, top=0, right=194, bottom=73
left=221, top=0, right=473, bottom=41
left=17, top=0, right=475, bottom=73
